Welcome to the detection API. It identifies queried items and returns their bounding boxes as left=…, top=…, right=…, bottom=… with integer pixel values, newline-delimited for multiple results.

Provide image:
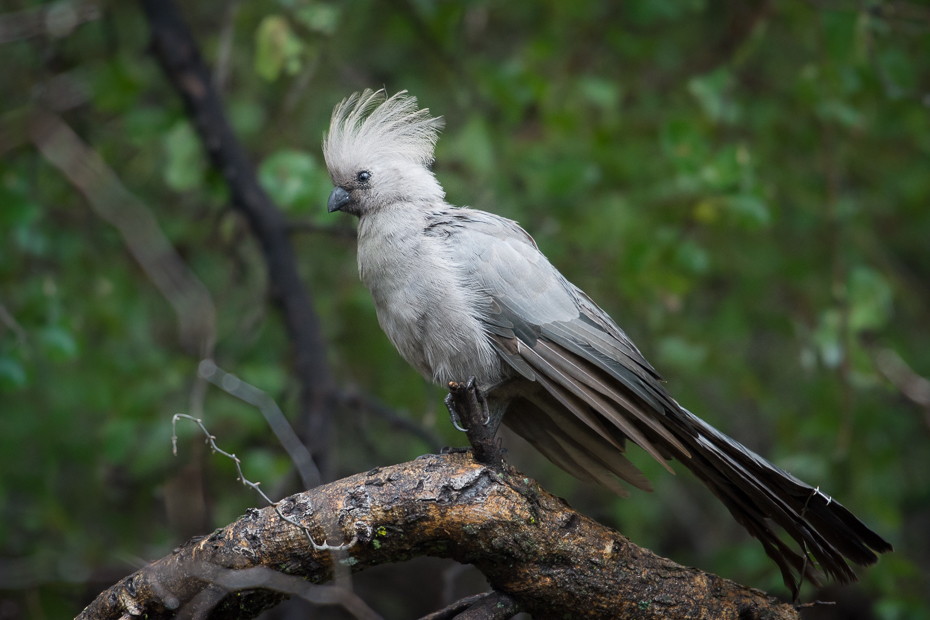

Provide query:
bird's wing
left=438, top=208, right=892, bottom=594
left=439, top=208, right=687, bottom=469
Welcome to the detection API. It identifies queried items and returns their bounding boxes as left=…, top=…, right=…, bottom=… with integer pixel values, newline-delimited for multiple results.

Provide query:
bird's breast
left=356, top=214, right=502, bottom=387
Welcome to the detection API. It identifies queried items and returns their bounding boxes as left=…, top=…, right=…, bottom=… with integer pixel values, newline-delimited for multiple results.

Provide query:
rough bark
left=136, top=0, right=337, bottom=478
left=78, top=451, right=799, bottom=620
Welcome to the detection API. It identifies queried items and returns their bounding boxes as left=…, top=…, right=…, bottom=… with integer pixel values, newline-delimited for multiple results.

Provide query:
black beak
left=327, top=186, right=353, bottom=213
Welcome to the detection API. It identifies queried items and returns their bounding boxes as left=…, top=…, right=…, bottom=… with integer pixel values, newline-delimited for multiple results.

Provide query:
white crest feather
left=323, top=89, right=444, bottom=174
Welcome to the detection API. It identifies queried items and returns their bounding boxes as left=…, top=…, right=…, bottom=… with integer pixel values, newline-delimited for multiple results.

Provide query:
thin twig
left=872, top=347, right=930, bottom=431
left=283, top=53, right=320, bottom=113
left=0, top=0, right=101, bottom=44
left=28, top=111, right=217, bottom=359
left=794, top=600, right=837, bottom=610
left=340, top=388, right=444, bottom=453
left=0, top=302, right=28, bottom=350
left=212, top=0, right=239, bottom=94
left=172, top=414, right=358, bottom=552
left=198, top=358, right=321, bottom=489
left=204, top=565, right=383, bottom=620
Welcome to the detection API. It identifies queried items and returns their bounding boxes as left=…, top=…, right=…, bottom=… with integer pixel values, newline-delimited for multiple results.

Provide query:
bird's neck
left=356, top=204, right=431, bottom=291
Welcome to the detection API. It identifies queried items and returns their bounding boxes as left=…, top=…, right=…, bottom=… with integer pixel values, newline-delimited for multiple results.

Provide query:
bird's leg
left=445, top=377, right=505, bottom=470
left=466, top=376, right=492, bottom=426
left=445, top=377, right=492, bottom=431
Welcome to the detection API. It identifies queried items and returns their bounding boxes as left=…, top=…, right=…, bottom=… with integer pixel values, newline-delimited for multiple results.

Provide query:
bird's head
left=322, top=89, right=445, bottom=217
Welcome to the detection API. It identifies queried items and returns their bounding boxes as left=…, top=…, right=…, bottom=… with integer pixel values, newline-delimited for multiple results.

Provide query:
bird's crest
left=323, top=89, right=444, bottom=174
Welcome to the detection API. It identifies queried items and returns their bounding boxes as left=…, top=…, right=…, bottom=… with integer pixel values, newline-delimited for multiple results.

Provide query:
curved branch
left=78, top=451, right=799, bottom=620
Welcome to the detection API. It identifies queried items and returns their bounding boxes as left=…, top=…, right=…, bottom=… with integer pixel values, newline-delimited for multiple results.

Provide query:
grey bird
left=322, top=89, right=891, bottom=594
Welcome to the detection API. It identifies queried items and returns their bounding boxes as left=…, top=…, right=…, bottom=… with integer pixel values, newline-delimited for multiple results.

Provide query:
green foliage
left=1, top=1, right=929, bottom=618
left=254, top=14, right=304, bottom=81
left=163, top=121, right=207, bottom=191
left=258, top=148, right=328, bottom=211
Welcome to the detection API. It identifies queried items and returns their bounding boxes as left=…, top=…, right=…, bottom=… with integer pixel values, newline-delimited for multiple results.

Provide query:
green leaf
left=450, top=117, right=495, bottom=177
left=725, top=194, right=771, bottom=230
left=822, top=9, right=859, bottom=64
left=123, top=107, right=171, bottom=148
left=877, top=48, right=917, bottom=97
left=163, top=121, right=206, bottom=192
left=38, top=326, right=79, bottom=362
left=674, top=239, right=710, bottom=275
left=814, top=309, right=843, bottom=369
left=255, top=15, right=304, bottom=81
left=258, top=149, right=320, bottom=210
left=657, top=336, right=707, bottom=370
left=295, top=4, right=341, bottom=36
left=0, top=180, right=38, bottom=229
left=90, top=57, right=143, bottom=114
left=816, top=99, right=863, bottom=129
left=688, top=68, right=737, bottom=124
left=0, top=357, right=28, bottom=391
left=661, top=119, right=710, bottom=172
left=577, top=76, right=620, bottom=110
left=228, top=98, right=267, bottom=137
left=848, top=267, right=892, bottom=332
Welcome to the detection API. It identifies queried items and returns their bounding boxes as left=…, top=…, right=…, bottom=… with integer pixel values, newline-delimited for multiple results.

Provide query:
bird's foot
left=444, top=377, right=491, bottom=431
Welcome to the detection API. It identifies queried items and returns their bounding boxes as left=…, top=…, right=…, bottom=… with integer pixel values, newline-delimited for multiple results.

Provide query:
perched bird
left=322, top=89, right=891, bottom=595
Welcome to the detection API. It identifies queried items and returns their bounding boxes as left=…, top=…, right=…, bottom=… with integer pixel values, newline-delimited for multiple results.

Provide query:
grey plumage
left=322, top=89, right=892, bottom=595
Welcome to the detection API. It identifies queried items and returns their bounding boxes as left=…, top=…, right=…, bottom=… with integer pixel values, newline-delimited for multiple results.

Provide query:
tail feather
left=506, top=330, right=892, bottom=595
left=674, top=408, right=892, bottom=592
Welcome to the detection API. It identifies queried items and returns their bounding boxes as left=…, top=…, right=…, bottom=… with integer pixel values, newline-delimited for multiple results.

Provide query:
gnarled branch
left=78, top=450, right=799, bottom=620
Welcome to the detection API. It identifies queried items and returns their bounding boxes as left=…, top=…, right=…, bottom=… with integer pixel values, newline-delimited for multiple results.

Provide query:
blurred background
left=1, top=0, right=928, bottom=618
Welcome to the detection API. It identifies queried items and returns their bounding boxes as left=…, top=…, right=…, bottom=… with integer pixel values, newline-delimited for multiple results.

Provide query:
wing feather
left=519, top=340, right=674, bottom=473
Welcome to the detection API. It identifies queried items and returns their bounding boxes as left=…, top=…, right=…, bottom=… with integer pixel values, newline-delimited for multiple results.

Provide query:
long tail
left=672, top=407, right=893, bottom=596
left=499, top=334, right=894, bottom=596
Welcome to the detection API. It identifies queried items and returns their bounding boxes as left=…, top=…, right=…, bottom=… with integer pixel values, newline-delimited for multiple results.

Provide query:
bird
left=321, top=89, right=892, bottom=596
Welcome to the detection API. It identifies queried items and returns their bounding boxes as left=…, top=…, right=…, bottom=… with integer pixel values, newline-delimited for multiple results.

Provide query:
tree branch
left=137, top=0, right=337, bottom=477
left=420, top=591, right=521, bottom=620
left=338, top=388, right=444, bottom=454
left=78, top=449, right=800, bottom=620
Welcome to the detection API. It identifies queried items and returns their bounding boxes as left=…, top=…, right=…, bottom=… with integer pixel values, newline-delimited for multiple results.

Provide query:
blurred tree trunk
left=137, top=0, right=337, bottom=480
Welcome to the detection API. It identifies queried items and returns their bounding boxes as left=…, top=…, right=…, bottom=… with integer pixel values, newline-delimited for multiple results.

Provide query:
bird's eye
left=356, top=171, right=371, bottom=183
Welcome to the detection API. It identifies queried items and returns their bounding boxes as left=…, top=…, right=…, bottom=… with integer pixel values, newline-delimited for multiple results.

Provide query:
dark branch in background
left=137, top=0, right=338, bottom=478
left=871, top=346, right=930, bottom=432
left=27, top=110, right=216, bottom=359
left=695, top=0, right=773, bottom=75
left=198, top=360, right=321, bottom=489
left=0, top=0, right=100, bottom=44
left=653, top=0, right=772, bottom=88
left=420, top=592, right=520, bottom=620
left=338, top=388, right=444, bottom=453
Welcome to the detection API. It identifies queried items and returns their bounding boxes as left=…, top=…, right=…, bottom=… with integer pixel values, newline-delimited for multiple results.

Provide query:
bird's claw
left=444, top=393, right=468, bottom=432
left=445, top=377, right=492, bottom=431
